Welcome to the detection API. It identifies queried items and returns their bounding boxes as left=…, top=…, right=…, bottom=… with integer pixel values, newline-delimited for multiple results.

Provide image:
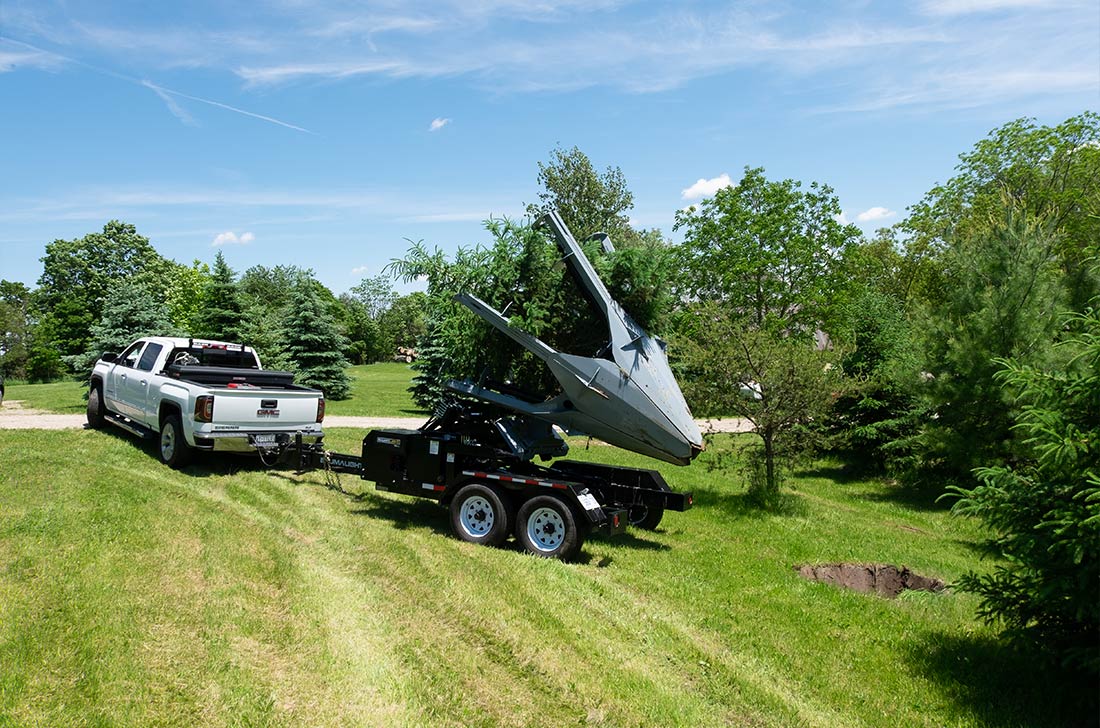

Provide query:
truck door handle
left=120, top=374, right=127, bottom=381
left=140, top=380, right=148, bottom=386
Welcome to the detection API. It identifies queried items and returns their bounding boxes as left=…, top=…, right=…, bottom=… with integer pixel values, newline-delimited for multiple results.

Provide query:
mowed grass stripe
left=0, top=428, right=1085, bottom=727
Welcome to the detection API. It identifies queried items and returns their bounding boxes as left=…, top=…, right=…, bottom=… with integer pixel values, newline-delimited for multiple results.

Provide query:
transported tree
left=391, top=216, right=675, bottom=411
left=526, top=146, right=639, bottom=244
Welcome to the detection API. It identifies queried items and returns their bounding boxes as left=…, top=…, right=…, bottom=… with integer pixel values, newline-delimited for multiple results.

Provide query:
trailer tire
left=450, top=483, right=511, bottom=547
left=159, top=414, right=193, bottom=469
left=516, top=494, right=584, bottom=561
left=629, top=501, right=665, bottom=531
left=86, top=384, right=106, bottom=429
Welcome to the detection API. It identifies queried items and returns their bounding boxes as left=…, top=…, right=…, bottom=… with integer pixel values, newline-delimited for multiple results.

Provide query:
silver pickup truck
left=87, top=337, right=325, bottom=468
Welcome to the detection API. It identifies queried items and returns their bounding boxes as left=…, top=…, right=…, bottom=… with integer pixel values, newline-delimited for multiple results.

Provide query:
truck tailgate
left=211, top=389, right=320, bottom=428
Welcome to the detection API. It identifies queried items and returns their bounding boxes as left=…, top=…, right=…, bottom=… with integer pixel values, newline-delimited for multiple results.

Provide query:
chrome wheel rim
left=526, top=507, right=565, bottom=552
left=161, top=425, right=176, bottom=460
left=459, top=495, right=494, bottom=537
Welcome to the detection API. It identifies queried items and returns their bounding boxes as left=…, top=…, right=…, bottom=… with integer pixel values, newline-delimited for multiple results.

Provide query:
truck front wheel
left=86, top=384, right=106, bottom=429
left=450, top=483, right=511, bottom=547
left=159, top=415, right=193, bottom=469
left=516, top=495, right=584, bottom=561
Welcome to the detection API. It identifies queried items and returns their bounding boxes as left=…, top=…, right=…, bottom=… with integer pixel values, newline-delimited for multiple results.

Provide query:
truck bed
left=164, top=365, right=306, bottom=390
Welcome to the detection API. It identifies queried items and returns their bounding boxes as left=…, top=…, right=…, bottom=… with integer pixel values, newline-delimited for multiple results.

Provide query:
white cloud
left=681, top=174, right=733, bottom=200
left=212, top=230, right=254, bottom=246
left=920, top=0, right=1044, bottom=16
left=856, top=206, right=896, bottom=222
left=429, top=117, right=451, bottom=132
left=351, top=265, right=370, bottom=274
left=834, top=211, right=851, bottom=225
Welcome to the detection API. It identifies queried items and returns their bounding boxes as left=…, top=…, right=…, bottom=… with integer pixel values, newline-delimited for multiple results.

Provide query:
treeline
left=0, top=236, right=428, bottom=398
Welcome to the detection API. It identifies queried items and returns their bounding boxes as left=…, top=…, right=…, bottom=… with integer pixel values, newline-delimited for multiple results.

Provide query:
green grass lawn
left=0, top=428, right=1086, bottom=727
left=3, top=378, right=86, bottom=413
left=324, top=363, right=427, bottom=417
left=3, top=363, right=424, bottom=417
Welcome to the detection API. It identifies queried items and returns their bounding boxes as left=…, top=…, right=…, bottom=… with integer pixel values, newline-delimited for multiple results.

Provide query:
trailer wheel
left=516, top=495, right=584, bottom=561
left=86, top=384, right=106, bottom=429
left=159, top=415, right=193, bottom=469
left=450, top=483, right=511, bottom=547
left=629, top=501, right=665, bottom=531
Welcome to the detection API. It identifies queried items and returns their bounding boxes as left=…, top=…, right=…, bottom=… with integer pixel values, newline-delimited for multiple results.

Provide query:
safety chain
left=319, top=450, right=366, bottom=499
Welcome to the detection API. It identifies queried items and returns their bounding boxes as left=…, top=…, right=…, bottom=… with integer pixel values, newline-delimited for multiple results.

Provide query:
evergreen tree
left=949, top=309, right=1100, bottom=679
left=69, top=282, right=176, bottom=374
left=193, top=252, right=243, bottom=340
left=902, top=200, right=1066, bottom=485
left=281, top=279, right=351, bottom=399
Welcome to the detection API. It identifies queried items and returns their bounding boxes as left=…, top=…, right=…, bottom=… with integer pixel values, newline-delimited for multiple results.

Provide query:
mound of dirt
left=796, top=563, right=945, bottom=599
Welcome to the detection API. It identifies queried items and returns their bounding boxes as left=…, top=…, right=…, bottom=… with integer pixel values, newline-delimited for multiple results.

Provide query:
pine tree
left=193, top=252, right=243, bottom=340
left=69, top=282, right=176, bottom=374
left=281, top=279, right=351, bottom=399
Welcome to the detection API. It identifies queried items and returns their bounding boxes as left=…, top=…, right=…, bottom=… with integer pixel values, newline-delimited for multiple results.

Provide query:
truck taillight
left=194, top=395, right=214, bottom=423
left=316, top=398, right=326, bottom=423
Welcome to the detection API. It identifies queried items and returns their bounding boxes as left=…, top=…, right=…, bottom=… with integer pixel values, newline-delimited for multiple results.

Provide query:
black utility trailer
left=293, top=212, right=702, bottom=561
left=293, top=403, right=693, bottom=561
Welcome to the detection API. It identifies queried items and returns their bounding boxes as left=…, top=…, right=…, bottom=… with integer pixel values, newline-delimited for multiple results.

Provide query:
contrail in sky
left=0, top=35, right=315, bottom=134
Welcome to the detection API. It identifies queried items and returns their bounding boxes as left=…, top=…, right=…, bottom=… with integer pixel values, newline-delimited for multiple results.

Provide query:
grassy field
left=4, top=363, right=424, bottom=417
left=324, top=363, right=427, bottom=417
left=0, top=427, right=1086, bottom=727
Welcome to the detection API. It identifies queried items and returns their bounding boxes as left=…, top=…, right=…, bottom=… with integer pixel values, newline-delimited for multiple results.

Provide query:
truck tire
left=86, top=384, right=106, bottom=429
left=159, top=414, right=193, bottom=469
left=516, top=494, right=584, bottom=561
left=450, top=483, right=511, bottom=547
left=628, top=501, right=665, bottom=531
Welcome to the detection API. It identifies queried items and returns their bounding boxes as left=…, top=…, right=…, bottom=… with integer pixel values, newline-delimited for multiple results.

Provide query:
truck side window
left=119, top=342, right=144, bottom=369
left=137, top=343, right=164, bottom=372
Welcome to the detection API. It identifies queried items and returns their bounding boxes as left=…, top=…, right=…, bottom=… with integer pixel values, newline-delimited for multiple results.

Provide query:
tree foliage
left=903, top=201, right=1067, bottom=484
left=673, top=167, right=857, bottom=501
left=526, top=146, right=636, bottom=243
left=70, top=282, right=177, bottom=374
left=905, top=112, right=1100, bottom=312
left=0, top=280, right=31, bottom=379
left=36, top=221, right=169, bottom=361
left=193, top=252, right=244, bottom=341
left=674, top=303, right=840, bottom=506
left=674, top=166, right=861, bottom=330
left=281, top=279, right=351, bottom=399
left=949, top=310, right=1100, bottom=678
left=391, top=216, right=675, bottom=411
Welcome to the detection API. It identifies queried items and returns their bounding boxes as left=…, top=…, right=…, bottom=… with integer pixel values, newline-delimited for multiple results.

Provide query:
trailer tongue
left=294, top=212, right=701, bottom=561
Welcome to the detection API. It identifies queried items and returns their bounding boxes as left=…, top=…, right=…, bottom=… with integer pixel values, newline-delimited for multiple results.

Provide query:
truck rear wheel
left=516, top=494, right=584, bottom=561
left=159, top=415, right=193, bottom=469
left=450, top=483, right=511, bottom=547
left=86, top=384, right=106, bottom=429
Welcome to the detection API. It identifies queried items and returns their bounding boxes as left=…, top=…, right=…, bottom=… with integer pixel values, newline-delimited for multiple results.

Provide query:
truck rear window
left=167, top=346, right=260, bottom=369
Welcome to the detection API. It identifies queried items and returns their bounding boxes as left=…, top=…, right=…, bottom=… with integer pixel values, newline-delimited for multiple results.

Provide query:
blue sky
left=1, top=0, right=1097, bottom=295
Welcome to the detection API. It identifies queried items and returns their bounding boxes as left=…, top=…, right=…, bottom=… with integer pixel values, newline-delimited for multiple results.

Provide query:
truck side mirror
left=101, top=352, right=118, bottom=363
